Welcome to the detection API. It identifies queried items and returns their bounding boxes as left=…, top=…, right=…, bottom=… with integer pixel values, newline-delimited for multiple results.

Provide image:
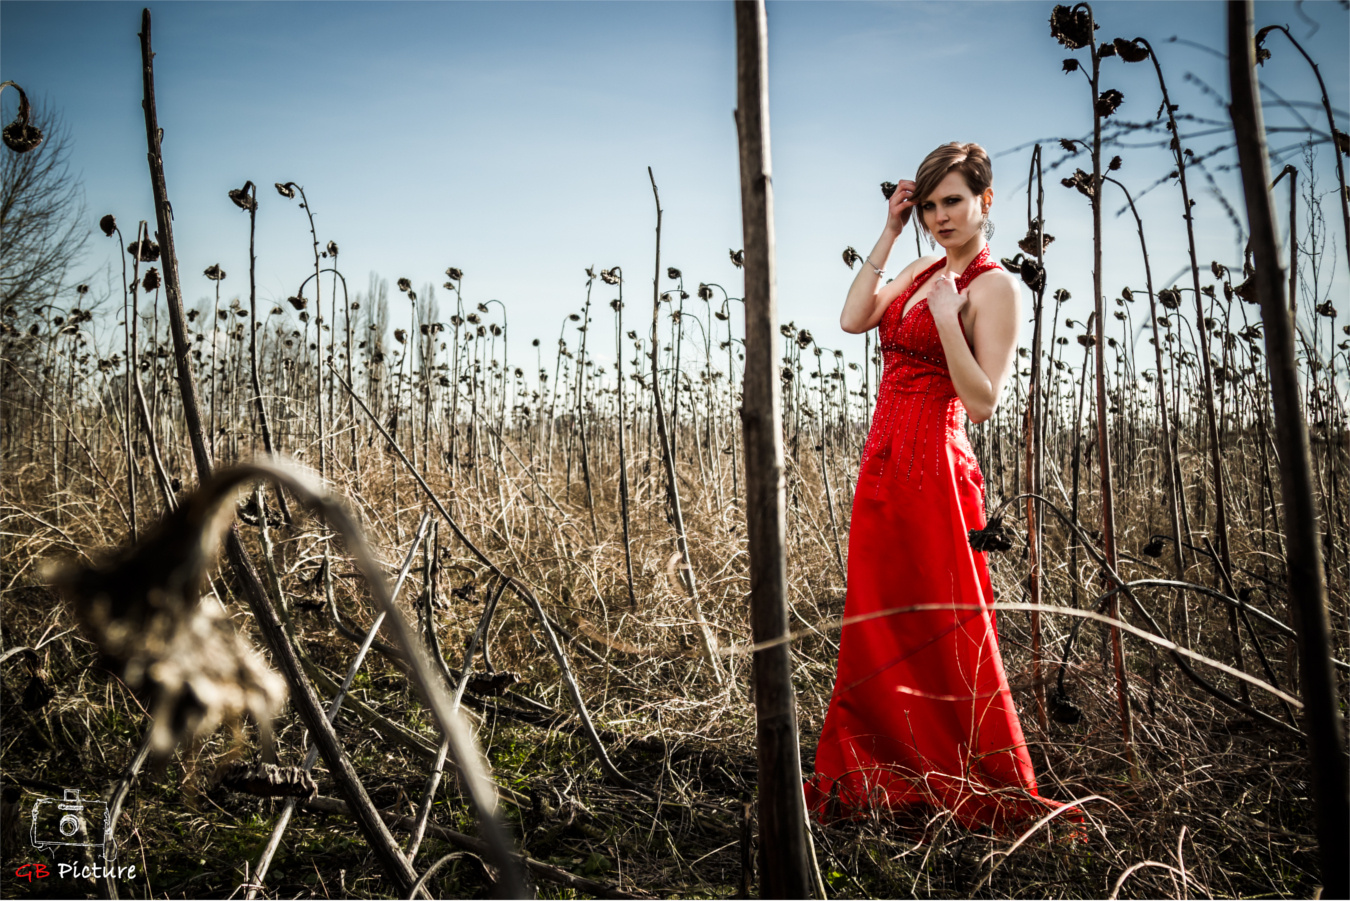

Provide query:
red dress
left=806, top=246, right=1073, bottom=832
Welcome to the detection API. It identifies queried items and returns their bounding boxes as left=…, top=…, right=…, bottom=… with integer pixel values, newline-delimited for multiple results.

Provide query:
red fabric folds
left=806, top=247, right=1079, bottom=833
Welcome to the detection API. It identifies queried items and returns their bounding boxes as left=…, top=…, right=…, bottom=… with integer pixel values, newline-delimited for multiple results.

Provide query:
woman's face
left=919, top=170, right=992, bottom=250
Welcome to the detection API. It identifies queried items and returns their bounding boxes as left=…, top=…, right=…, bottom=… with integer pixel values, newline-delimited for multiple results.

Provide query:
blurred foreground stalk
left=1227, top=4, right=1348, bottom=897
left=136, top=9, right=526, bottom=897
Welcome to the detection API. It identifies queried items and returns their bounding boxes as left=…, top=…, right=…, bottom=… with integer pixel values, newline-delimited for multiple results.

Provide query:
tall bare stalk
left=206, top=265, right=223, bottom=459
left=1230, top=5, right=1349, bottom=895
left=109, top=216, right=138, bottom=540
left=1124, top=33, right=1246, bottom=692
left=734, top=1, right=819, bottom=895
left=1254, top=23, right=1349, bottom=275
left=575, top=274, right=600, bottom=541
left=276, top=181, right=326, bottom=481
left=326, top=265, right=351, bottom=477
left=811, top=341, right=846, bottom=581
left=607, top=266, right=639, bottom=608
left=1022, top=144, right=1049, bottom=729
left=1104, top=175, right=1189, bottom=636
left=1053, top=2, right=1135, bottom=771
left=1271, top=164, right=1298, bottom=318
left=647, top=166, right=722, bottom=682
left=124, top=223, right=176, bottom=511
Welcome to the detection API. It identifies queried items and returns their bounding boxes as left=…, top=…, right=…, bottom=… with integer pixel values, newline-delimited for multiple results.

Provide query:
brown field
left=1, top=4, right=1347, bottom=898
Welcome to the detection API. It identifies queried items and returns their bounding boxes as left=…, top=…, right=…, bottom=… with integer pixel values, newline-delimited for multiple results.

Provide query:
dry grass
left=2, top=15, right=1345, bottom=887
left=0, top=399, right=1339, bottom=897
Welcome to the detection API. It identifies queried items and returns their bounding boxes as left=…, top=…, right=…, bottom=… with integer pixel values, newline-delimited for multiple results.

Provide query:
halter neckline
left=895, top=244, right=1001, bottom=319
left=924, top=244, right=998, bottom=295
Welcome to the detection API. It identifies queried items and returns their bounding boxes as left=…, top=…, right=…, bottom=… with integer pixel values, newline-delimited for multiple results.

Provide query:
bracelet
left=864, top=257, right=885, bottom=278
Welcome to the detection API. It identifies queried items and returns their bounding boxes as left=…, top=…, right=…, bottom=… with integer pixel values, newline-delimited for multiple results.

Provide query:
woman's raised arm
left=840, top=179, right=929, bottom=334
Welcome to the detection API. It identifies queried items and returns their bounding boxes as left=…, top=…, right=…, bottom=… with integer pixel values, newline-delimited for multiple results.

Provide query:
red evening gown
left=806, top=245, right=1076, bottom=832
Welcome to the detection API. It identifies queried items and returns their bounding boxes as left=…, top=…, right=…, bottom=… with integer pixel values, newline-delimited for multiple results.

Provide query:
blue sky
left=2, top=0, right=1346, bottom=374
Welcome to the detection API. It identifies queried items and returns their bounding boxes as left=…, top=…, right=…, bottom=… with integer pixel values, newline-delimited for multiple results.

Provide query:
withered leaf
left=1112, top=37, right=1150, bottom=63
left=1049, top=4, right=1095, bottom=50
left=219, top=762, right=317, bottom=800
left=1095, top=89, right=1124, bottom=118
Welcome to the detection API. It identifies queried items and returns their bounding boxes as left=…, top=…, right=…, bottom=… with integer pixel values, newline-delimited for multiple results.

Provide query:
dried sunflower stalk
left=51, top=478, right=286, bottom=764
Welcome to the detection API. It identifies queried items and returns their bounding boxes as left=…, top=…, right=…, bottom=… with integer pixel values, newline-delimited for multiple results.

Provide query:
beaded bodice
left=859, top=246, right=1002, bottom=492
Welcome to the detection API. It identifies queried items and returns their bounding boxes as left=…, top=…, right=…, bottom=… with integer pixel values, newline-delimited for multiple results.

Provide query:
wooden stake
left=734, top=2, right=817, bottom=896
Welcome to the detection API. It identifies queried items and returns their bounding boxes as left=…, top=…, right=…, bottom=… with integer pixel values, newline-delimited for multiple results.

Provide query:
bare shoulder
left=968, top=267, right=1021, bottom=317
left=905, top=253, right=944, bottom=280
left=890, top=253, right=944, bottom=293
left=876, top=253, right=944, bottom=307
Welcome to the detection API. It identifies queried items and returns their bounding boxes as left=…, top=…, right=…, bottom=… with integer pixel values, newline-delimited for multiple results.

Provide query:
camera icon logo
left=30, top=789, right=116, bottom=860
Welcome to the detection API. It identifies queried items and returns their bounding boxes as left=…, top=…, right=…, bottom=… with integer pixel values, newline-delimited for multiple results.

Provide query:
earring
left=925, top=232, right=936, bottom=251
left=983, top=217, right=995, bottom=240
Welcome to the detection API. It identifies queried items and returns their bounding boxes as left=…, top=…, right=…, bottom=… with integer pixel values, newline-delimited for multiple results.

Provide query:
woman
left=806, top=142, right=1075, bottom=832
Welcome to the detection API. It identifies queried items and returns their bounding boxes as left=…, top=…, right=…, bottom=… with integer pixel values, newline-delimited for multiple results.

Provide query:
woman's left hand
left=926, top=273, right=969, bottom=327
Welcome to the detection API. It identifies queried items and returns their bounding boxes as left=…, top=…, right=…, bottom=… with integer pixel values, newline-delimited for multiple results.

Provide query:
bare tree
left=1, top=102, right=87, bottom=315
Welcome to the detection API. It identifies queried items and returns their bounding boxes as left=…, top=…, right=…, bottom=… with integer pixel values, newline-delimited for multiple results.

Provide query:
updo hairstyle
left=911, top=142, right=993, bottom=241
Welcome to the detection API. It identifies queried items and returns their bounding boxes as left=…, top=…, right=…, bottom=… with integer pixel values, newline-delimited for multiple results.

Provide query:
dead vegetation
left=1, top=2, right=1348, bottom=899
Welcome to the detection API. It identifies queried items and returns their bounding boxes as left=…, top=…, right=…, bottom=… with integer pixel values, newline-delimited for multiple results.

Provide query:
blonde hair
left=912, top=142, right=993, bottom=241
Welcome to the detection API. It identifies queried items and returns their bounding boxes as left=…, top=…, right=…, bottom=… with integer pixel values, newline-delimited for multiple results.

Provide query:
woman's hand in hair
left=885, top=179, right=918, bottom=236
